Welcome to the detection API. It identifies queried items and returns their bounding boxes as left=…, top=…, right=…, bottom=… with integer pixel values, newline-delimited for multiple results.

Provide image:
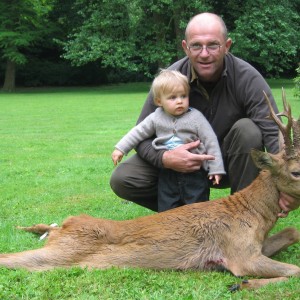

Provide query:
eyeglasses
left=187, top=44, right=223, bottom=54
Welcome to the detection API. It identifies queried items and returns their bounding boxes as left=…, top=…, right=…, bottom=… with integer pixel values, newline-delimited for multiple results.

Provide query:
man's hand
left=278, top=192, right=300, bottom=218
left=162, top=140, right=215, bottom=173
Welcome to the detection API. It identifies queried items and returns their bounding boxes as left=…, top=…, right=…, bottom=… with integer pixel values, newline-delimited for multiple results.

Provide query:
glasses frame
left=187, top=44, right=223, bottom=54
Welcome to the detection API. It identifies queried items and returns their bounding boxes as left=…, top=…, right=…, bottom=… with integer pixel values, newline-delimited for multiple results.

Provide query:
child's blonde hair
left=151, top=69, right=190, bottom=105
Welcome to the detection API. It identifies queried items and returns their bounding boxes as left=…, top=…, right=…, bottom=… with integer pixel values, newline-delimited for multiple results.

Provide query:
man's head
left=182, top=13, right=232, bottom=83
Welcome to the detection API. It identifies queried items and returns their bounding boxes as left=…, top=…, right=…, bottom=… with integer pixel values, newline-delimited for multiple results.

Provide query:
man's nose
left=199, top=46, right=210, bottom=57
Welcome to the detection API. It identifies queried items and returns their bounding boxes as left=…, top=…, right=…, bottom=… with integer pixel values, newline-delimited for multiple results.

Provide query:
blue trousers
left=157, top=168, right=209, bottom=212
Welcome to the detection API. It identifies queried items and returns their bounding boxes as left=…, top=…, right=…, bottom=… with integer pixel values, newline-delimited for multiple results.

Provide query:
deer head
left=251, top=89, right=300, bottom=199
left=264, top=88, right=300, bottom=160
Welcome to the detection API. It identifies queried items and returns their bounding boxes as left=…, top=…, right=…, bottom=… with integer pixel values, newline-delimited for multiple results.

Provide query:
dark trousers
left=157, top=168, right=209, bottom=212
left=110, top=118, right=263, bottom=211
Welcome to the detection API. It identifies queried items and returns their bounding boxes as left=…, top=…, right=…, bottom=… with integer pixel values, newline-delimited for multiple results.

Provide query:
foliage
left=16, top=59, right=108, bottom=86
left=61, top=0, right=300, bottom=79
left=62, top=0, right=137, bottom=71
left=293, top=65, right=300, bottom=99
left=0, top=0, right=55, bottom=65
left=210, top=0, right=246, bottom=31
left=0, top=0, right=58, bottom=90
left=61, top=0, right=211, bottom=78
left=230, top=0, right=300, bottom=77
left=1, top=0, right=300, bottom=88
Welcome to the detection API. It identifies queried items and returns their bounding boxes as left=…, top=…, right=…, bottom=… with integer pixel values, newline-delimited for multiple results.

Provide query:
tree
left=0, top=0, right=55, bottom=91
left=61, top=0, right=211, bottom=79
left=134, top=0, right=212, bottom=76
left=229, top=0, right=300, bottom=76
left=210, top=0, right=246, bottom=32
left=62, top=0, right=138, bottom=72
left=294, top=64, right=300, bottom=99
left=3, top=0, right=298, bottom=87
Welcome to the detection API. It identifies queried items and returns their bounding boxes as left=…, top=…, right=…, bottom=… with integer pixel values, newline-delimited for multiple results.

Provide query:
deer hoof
left=228, top=283, right=240, bottom=292
left=228, top=279, right=249, bottom=292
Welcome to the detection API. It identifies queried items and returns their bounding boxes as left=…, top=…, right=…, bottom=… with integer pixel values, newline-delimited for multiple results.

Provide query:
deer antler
left=263, top=89, right=295, bottom=158
left=279, top=88, right=300, bottom=153
left=292, top=115, right=300, bottom=152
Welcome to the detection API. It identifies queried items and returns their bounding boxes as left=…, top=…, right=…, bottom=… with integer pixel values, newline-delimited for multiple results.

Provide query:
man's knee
left=109, top=154, right=159, bottom=201
left=222, top=119, right=263, bottom=192
left=228, top=118, right=263, bottom=151
left=110, top=165, right=125, bottom=198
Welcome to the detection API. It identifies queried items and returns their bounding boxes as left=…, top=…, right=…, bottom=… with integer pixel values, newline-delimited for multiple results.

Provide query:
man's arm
left=234, top=58, right=280, bottom=154
left=162, top=140, right=215, bottom=172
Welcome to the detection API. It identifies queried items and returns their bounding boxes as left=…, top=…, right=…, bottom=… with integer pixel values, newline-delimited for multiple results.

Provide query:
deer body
left=0, top=168, right=299, bottom=282
left=0, top=90, right=299, bottom=290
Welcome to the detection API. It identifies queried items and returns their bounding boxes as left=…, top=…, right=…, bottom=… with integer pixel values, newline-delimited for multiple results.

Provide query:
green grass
left=0, top=80, right=299, bottom=299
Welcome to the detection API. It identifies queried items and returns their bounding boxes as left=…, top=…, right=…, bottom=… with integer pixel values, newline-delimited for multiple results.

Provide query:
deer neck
left=237, top=170, right=281, bottom=221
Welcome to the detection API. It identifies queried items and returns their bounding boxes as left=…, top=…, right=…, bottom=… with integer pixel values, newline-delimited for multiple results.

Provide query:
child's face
left=156, top=85, right=189, bottom=116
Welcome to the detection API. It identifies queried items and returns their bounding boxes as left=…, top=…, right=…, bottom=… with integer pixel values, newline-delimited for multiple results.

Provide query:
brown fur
left=0, top=92, right=299, bottom=290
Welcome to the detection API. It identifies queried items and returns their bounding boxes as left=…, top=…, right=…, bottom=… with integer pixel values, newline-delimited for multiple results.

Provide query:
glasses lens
left=207, top=45, right=220, bottom=52
left=189, top=44, right=221, bottom=54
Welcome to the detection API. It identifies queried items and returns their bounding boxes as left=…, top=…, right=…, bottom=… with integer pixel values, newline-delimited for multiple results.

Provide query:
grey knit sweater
left=115, top=107, right=225, bottom=176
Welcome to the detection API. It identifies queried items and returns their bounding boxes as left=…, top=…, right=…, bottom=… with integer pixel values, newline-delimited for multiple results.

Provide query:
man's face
left=182, top=20, right=232, bottom=83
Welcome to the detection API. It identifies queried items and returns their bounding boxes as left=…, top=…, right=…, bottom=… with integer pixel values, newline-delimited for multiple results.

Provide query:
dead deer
left=0, top=90, right=299, bottom=291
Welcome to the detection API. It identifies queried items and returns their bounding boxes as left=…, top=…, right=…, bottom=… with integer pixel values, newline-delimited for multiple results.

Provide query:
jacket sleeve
left=245, top=85, right=279, bottom=154
left=194, top=111, right=226, bottom=175
left=134, top=91, right=166, bottom=168
left=115, top=114, right=157, bottom=155
left=232, top=57, right=280, bottom=154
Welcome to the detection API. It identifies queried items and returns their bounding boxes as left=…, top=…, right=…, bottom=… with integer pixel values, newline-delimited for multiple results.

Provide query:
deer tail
left=0, top=223, right=67, bottom=271
left=16, top=223, right=60, bottom=241
left=16, top=223, right=59, bottom=235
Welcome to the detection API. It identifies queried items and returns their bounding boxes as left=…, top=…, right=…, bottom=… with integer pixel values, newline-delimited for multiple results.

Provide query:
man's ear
left=182, top=40, right=189, bottom=56
left=224, top=38, right=232, bottom=54
left=251, top=149, right=274, bottom=170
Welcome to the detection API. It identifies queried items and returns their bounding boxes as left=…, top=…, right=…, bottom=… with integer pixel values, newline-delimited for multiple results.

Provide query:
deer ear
left=251, top=149, right=274, bottom=170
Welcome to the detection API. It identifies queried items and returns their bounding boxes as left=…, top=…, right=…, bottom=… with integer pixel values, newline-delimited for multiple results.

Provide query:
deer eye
left=291, top=171, right=300, bottom=178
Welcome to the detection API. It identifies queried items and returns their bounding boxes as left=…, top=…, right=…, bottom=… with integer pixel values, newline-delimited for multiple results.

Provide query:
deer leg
left=235, top=255, right=300, bottom=277
left=262, top=227, right=300, bottom=257
left=229, top=277, right=289, bottom=291
left=229, top=254, right=300, bottom=291
left=0, top=246, right=70, bottom=271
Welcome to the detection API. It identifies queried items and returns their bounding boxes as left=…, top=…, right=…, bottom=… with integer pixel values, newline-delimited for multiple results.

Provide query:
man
left=110, top=12, right=298, bottom=215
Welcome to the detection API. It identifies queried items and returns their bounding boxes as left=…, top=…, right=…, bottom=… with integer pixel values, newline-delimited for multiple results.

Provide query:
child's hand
left=209, top=174, right=222, bottom=185
left=112, top=149, right=124, bottom=166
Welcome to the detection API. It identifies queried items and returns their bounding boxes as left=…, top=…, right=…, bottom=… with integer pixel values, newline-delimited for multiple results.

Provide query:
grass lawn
left=0, top=80, right=299, bottom=299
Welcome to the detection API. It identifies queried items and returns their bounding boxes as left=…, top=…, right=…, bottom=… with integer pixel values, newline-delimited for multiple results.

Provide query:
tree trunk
left=3, top=60, right=16, bottom=92
left=153, top=12, right=171, bottom=69
left=172, top=5, right=185, bottom=59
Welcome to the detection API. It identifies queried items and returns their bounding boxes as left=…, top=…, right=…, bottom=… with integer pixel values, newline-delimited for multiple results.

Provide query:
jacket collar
left=189, top=54, right=229, bottom=84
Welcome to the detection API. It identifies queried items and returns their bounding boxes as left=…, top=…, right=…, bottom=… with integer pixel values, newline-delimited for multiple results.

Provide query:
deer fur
left=0, top=90, right=299, bottom=290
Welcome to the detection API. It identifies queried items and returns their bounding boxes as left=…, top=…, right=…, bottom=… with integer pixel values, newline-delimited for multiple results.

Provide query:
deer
left=0, top=90, right=299, bottom=291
